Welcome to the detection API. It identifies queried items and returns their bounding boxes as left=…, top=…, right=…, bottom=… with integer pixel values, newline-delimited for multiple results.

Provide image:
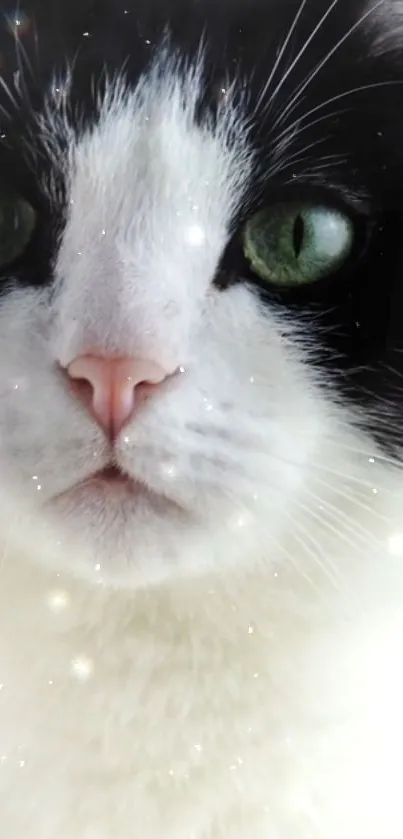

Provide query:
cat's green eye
left=242, top=202, right=354, bottom=287
left=0, top=195, right=36, bottom=269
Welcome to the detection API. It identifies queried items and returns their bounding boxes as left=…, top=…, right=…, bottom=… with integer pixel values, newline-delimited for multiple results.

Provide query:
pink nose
left=67, top=355, right=170, bottom=438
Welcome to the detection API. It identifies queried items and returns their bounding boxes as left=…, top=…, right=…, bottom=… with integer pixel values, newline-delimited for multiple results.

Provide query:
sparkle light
left=161, top=462, right=177, bottom=479
left=184, top=224, right=205, bottom=247
left=70, top=656, right=94, bottom=681
left=47, top=589, right=70, bottom=613
left=388, top=532, right=403, bottom=557
left=227, top=510, right=253, bottom=531
left=203, top=397, right=213, bottom=412
left=6, top=13, right=32, bottom=38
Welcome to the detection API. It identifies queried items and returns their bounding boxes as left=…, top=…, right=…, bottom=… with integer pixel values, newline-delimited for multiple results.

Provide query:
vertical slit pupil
left=293, top=214, right=305, bottom=257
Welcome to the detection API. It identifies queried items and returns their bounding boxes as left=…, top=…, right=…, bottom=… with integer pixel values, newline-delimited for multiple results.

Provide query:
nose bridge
left=54, top=249, right=187, bottom=369
left=67, top=355, right=170, bottom=438
left=54, top=185, right=196, bottom=370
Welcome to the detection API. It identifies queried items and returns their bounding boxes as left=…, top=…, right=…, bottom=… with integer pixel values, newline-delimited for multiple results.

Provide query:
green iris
left=243, top=202, right=354, bottom=287
left=0, top=194, right=36, bottom=268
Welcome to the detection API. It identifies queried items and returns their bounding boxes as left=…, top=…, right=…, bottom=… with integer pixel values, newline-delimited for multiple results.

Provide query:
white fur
left=0, top=52, right=402, bottom=837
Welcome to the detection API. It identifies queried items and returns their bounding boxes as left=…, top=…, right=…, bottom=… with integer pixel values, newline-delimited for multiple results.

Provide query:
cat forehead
left=54, top=65, right=252, bottom=284
left=53, top=65, right=250, bottom=210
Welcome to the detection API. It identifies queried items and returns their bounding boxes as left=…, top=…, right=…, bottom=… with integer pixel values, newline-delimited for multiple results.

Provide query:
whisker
left=271, top=80, right=403, bottom=147
left=270, top=108, right=349, bottom=161
left=285, top=509, right=343, bottom=590
left=322, top=437, right=403, bottom=470
left=299, top=490, right=375, bottom=550
left=270, top=525, right=335, bottom=597
left=269, top=0, right=385, bottom=137
left=311, top=471, right=389, bottom=517
left=265, top=0, right=339, bottom=114
left=255, top=0, right=309, bottom=112
left=268, top=135, right=330, bottom=177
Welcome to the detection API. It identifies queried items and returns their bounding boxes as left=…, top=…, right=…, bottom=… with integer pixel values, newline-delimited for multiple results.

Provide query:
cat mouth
left=52, top=464, right=183, bottom=513
left=85, top=465, right=142, bottom=490
left=67, top=464, right=154, bottom=498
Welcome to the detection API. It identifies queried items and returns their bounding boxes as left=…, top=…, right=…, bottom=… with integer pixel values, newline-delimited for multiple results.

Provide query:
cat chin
left=0, top=477, right=265, bottom=590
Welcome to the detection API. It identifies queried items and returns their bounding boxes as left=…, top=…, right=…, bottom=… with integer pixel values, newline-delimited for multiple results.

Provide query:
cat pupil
left=292, top=214, right=304, bottom=258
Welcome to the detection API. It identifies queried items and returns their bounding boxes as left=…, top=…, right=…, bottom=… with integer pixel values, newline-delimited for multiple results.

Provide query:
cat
left=0, top=0, right=403, bottom=835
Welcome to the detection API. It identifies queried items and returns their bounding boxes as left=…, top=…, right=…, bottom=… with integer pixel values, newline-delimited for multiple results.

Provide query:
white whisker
left=271, top=80, right=403, bottom=147
left=265, top=0, right=340, bottom=113
left=270, top=527, right=334, bottom=597
left=298, top=492, right=374, bottom=551
left=268, top=135, right=330, bottom=177
left=269, top=0, right=385, bottom=140
left=312, top=472, right=389, bottom=518
left=326, top=436, right=403, bottom=470
left=288, top=0, right=384, bottom=111
left=285, top=510, right=343, bottom=590
left=255, top=0, right=309, bottom=112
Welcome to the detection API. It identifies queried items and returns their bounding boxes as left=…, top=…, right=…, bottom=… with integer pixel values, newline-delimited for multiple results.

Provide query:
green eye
left=243, top=202, right=354, bottom=287
left=0, top=195, right=36, bottom=269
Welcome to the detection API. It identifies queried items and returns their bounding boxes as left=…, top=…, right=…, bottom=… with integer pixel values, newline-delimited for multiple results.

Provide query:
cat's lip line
left=51, top=463, right=185, bottom=512
left=90, top=465, right=138, bottom=484
left=68, top=464, right=149, bottom=495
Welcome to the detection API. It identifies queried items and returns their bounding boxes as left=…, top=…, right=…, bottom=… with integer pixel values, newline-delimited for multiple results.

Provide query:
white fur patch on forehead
left=69, top=56, right=250, bottom=240
left=39, top=49, right=253, bottom=202
left=49, top=51, right=254, bottom=365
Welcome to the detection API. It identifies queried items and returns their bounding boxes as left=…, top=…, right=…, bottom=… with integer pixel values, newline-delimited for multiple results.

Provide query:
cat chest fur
left=0, top=544, right=402, bottom=839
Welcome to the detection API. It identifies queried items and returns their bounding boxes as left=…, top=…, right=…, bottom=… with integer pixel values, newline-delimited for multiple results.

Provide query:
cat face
left=0, top=0, right=401, bottom=587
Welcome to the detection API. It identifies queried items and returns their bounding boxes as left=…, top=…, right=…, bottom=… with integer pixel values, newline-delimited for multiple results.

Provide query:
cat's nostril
left=64, top=354, right=171, bottom=439
left=69, top=376, right=93, bottom=405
